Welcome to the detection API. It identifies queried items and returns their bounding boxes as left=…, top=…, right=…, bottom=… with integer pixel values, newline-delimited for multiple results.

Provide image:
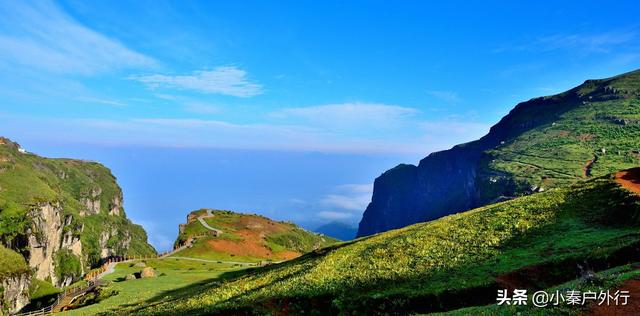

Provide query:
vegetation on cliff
left=0, top=245, right=29, bottom=278
left=0, top=137, right=155, bottom=284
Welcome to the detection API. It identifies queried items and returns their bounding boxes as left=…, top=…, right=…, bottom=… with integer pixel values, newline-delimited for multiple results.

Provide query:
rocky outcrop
left=358, top=146, right=483, bottom=237
left=26, top=203, right=82, bottom=287
left=80, top=187, right=102, bottom=216
left=0, top=273, right=30, bottom=315
left=108, top=193, right=122, bottom=216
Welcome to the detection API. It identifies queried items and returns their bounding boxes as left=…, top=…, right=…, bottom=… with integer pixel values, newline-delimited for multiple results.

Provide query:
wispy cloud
left=534, top=31, right=636, bottom=53
left=0, top=0, right=155, bottom=75
left=75, top=96, right=126, bottom=107
left=495, top=30, right=638, bottom=55
left=271, top=102, right=419, bottom=127
left=426, top=90, right=460, bottom=103
left=131, top=67, right=264, bottom=97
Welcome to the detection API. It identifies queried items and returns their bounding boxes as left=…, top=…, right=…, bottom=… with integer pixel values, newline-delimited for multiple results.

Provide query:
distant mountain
left=173, top=209, right=338, bottom=262
left=358, top=69, right=640, bottom=237
left=314, top=221, right=357, bottom=240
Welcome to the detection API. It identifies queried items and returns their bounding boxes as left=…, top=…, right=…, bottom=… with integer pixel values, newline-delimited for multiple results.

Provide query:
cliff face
left=0, top=137, right=156, bottom=290
left=358, top=69, right=640, bottom=237
left=0, top=273, right=30, bottom=315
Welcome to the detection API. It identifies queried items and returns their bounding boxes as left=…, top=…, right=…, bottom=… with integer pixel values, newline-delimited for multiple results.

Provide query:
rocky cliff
left=0, top=137, right=155, bottom=294
left=358, top=69, right=640, bottom=237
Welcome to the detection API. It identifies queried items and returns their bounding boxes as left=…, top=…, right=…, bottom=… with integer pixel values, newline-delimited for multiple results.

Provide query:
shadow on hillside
left=90, top=240, right=362, bottom=315
left=96, top=178, right=640, bottom=315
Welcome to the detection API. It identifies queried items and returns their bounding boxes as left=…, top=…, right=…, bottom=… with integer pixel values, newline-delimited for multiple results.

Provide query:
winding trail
left=197, top=209, right=223, bottom=235
left=166, top=256, right=256, bottom=266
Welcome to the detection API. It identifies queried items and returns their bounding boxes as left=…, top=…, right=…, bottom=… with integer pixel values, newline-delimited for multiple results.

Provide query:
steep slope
left=0, top=137, right=155, bottom=291
left=127, top=169, right=640, bottom=315
left=173, top=209, right=338, bottom=262
left=359, top=69, right=640, bottom=237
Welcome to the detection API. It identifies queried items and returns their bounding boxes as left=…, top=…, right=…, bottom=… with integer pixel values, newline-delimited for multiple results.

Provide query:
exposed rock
left=27, top=203, right=65, bottom=286
left=108, top=194, right=122, bottom=216
left=80, top=198, right=100, bottom=216
left=140, top=267, right=157, bottom=278
left=0, top=273, right=31, bottom=314
left=134, top=262, right=146, bottom=268
left=125, top=274, right=137, bottom=281
left=80, top=187, right=102, bottom=216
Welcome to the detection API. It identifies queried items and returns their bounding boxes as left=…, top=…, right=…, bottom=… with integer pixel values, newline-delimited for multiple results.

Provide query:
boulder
left=134, top=262, right=146, bottom=268
left=125, top=274, right=136, bottom=281
left=140, top=267, right=157, bottom=278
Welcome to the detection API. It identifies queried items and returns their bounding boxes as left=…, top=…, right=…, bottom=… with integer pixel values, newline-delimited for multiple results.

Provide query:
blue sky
left=1, top=0, right=639, bottom=250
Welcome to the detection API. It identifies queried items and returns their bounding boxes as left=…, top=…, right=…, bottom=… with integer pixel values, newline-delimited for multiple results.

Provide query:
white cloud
left=0, top=0, right=155, bottom=74
left=131, top=67, right=263, bottom=97
left=271, top=102, right=419, bottom=127
left=321, top=184, right=373, bottom=211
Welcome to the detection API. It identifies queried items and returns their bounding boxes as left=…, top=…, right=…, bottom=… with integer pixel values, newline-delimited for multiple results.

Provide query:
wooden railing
left=13, top=281, right=95, bottom=316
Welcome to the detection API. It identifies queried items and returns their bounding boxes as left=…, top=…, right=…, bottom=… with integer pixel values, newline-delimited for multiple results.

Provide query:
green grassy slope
left=174, top=209, right=338, bottom=262
left=0, top=137, right=155, bottom=269
left=0, top=245, right=29, bottom=278
left=64, top=258, right=245, bottom=316
left=129, top=171, right=640, bottom=315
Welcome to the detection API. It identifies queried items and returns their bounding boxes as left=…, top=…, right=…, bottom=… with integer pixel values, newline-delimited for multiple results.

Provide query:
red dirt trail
left=585, top=277, right=640, bottom=316
left=615, top=168, right=640, bottom=195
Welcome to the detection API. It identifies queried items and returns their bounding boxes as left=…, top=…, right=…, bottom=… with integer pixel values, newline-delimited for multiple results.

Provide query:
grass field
left=63, top=258, right=246, bottom=315
left=121, top=172, right=640, bottom=315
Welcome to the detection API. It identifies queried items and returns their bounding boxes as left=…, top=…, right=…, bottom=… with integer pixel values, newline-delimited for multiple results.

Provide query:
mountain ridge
left=358, top=69, right=640, bottom=237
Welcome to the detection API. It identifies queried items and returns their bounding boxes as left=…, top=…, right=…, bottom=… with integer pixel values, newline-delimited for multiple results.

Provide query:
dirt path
left=197, top=210, right=224, bottom=235
left=167, top=256, right=257, bottom=266
left=583, top=156, right=597, bottom=178
left=615, top=168, right=640, bottom=195
left=585, top=276, right=640, bottom=315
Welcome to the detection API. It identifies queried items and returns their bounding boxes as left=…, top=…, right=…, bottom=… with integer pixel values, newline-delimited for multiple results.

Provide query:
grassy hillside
left=477, top=70, right=640, bottom=203
left=174, top=209, right=338, bottom=262
left=0, top=137, right=155, bottom=272
left=128, top=170, right=640, bottom=315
